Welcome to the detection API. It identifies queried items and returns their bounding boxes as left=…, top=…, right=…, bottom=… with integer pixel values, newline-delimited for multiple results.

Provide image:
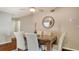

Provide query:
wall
left=0, top=11, right=13, bottom=43
left=12, top=19, right=21, bottom=32
left=33, top=7, right=79, bottom=50
left=20, top=15, right=35, bottom=33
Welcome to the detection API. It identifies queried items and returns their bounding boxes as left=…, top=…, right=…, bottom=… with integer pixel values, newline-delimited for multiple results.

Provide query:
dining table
left=37, top=34, right=57, bottom=51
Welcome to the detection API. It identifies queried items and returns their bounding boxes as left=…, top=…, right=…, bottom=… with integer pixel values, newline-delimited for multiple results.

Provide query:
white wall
left=0, top=11, right=13, bottom=43
left=20, top=15, right=35, bottom=33
left=0, top=11, right=13, bottom=35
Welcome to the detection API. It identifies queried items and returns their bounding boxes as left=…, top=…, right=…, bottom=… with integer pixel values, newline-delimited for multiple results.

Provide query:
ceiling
left=0, top=7, right=56, bottom=18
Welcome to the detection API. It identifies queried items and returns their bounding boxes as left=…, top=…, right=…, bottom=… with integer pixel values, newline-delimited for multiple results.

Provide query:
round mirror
left=42, top=16, right=55, bottom=29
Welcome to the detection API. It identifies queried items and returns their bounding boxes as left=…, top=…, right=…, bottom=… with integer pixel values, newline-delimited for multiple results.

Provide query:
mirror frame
left=42, top=16, right=55, bottom=29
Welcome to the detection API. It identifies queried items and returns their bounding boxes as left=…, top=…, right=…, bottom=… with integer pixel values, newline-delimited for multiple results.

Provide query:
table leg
left=47, top=41, right=52, bottom=51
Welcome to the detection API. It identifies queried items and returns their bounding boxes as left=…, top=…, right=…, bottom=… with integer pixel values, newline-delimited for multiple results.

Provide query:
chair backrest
left=25, top=33, right=39, bottom=51
left=57, top=32, right=65, bottom=51
left=14, top=32, right=26, bottom=50
left=37, top=31, right=42, bottom=35
left=43, top=31, right=51, bottom=36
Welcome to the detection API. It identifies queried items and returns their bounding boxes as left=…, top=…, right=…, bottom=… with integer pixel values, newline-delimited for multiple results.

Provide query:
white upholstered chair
left=14, top=32, right=26, bottom=51
left=25, top=33, right=40, bottom=51
left=52, top=32, right=65, bottom=51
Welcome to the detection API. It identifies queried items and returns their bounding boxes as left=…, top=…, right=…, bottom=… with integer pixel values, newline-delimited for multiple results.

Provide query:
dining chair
left=43, top=31, right=53, bottom=36
left=25, top=33, right=40, bottom=51
left=37, top=31, right=42, bottom=35
left=52, top=32, right=65, bottom=51
left=14, top=32, right=26, bottom=51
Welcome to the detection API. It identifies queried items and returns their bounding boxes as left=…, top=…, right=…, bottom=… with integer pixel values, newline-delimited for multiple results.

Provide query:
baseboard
left=62, top=47, right=78, bottom=51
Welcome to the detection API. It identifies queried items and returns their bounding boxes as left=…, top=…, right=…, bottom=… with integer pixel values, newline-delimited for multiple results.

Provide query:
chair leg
left=41, top=45, right=47, bottom=51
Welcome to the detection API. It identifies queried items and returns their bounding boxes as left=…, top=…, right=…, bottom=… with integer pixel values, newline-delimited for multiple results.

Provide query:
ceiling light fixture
left=29, top=7, right=36, bottom=12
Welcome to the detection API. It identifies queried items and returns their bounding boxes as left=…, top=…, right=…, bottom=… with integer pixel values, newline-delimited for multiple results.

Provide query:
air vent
left=50, top=9, right=55, bottom=12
